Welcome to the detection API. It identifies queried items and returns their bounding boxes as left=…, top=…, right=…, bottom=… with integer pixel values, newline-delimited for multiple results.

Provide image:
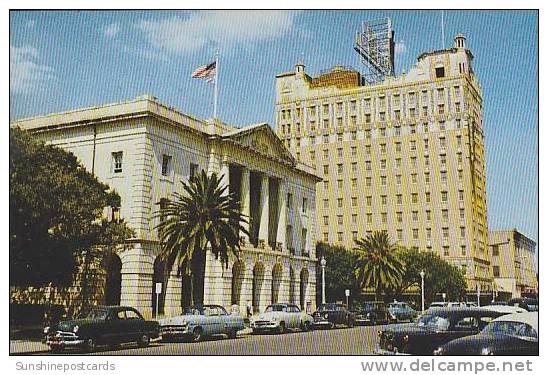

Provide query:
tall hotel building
left=275, top=34, right=491, bottom=293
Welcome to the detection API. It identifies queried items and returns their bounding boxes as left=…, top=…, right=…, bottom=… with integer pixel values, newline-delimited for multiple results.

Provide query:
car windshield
left=183, top=307, right=204, bottom=316
left=483, top=321, right=538, bottom=340
left=83, top=309, right=108, bottom=320
left=527, top=304, right=539, bottom=312
left=265, top=305, right=287, bottom=312
left=416, top=314, right=450, bottom=331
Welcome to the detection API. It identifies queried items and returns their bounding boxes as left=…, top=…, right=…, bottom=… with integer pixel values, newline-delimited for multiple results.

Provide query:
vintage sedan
left=43, top=306, right=159, bottom=353
left=158, top=304, right=245, bottom=342
left=376, top=308, right=505, bottom=355
left=435, top=312, right=538, bottom=355
left=508, top=297, right=538, bottom=312
left=312, top=303, right=354, bottom=329
left=250, top=303, right=314, bottom=334
left=388, top=302, right=417, bottom=322
left=351, top=301, right=390, bottom=325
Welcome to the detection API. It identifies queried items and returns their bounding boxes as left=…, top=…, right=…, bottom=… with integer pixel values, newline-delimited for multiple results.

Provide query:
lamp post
left=320, top=256, right=327, bottom=304
left=420, top=270, right=425, bottom=312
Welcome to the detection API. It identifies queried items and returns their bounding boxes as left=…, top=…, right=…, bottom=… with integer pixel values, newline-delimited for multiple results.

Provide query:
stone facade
left=11, top=95, right=320, bottom=318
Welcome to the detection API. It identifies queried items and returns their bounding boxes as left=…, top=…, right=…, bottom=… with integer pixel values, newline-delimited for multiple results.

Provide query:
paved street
left=24, top=325, right=382, bottom=355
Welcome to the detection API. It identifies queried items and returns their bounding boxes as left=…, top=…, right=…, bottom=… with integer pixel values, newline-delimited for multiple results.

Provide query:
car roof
left=424, top=307, right=503, bottom=318
left=483, top=305, right=527, bottom=314
left=492, top=311, right=538, bottom=330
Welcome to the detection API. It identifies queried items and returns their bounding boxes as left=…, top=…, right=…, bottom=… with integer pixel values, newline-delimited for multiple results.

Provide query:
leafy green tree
left=394, top=247, right=467, bottom=303
left=155, top=170, right=248, bottom=307
left=315, top=242, right=360, bottom=305
left=9, top=127, right=133, bottom=288
left=353, top=231, right=405, bottom=302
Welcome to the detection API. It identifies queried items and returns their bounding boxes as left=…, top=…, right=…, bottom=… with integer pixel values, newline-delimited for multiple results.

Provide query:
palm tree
left=353, top=231, right=405, bottom=302
left=155, top=170, right=248, bottom=306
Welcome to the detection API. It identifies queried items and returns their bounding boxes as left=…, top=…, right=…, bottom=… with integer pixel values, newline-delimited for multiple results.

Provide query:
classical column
left=258, top=174, right=270, bottom=248
left=240, top=168, right=251, bottom=243
left=119, top=243, right=155, bottom=319
left=276, top=181, right=287, bottom=251
left=220, top=156, right=230, bottom=194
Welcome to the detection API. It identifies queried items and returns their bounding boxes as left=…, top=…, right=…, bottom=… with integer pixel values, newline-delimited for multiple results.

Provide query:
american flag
left=191, top=61, right=216, bottom=84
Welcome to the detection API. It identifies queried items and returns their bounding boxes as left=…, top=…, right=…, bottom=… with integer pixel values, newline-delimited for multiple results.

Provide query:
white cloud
left=10, top=45, right=55, bottom=94
left=136, top=10, right=301, bottom=54
left=104, top=23, right=121, bottom=38
left=395, top=40, right=407, bottom=55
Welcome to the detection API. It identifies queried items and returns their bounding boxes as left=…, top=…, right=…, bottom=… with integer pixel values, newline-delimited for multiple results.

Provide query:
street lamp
left=320, top=256, right=327, bottom=304
left=420, top=270, right=425, bottom=312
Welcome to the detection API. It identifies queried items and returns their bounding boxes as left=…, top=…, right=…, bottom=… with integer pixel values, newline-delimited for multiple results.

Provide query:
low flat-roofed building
left=489, top=229, right=538, bottom=299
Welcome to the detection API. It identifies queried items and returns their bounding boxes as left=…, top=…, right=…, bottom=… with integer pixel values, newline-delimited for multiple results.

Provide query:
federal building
left=275, top=21, right=536, bottom=299
left=11, top=95, right=320, bottom=317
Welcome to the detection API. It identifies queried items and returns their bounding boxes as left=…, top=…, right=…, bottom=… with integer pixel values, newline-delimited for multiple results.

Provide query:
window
left=337, top=232, right=343, bottom=242
left=438, top=104, right=445, bottom=115
left=413, top=228, right=419, bottom=239
left=411, top=173, right=418, bottom=184
left=352, top=162, right=357, bottom=173
left=367, top=213, right=373, bottom=223
left=189, top=163, right=199, bottom=179
left=323, top=232, right=329, bottom=242
left=381, top=212, right=387, bottom=223
left=112, top=152, right=123, bottom=173
left=395, top=158, right=402, bottom=168
left=441, top=191, right=448, bottom=202
left=351, top=178, right=357, bottom=188
left=396, top=211, right=403, bottom=223
left=337, top=164, right=343, bottom=174
left=337, top=179, right=343, bottom=189
left=366, top=177, right=372, bottom=187
left=366, top=196, right=372, bottom=206
left=442, top=209, right=449, bottom=222
left=423, top=123, right=429, bottom=132
left=441, top=171, right=447, bottom=184
left=435, top=67, right=445, bottom=78
left=425, top=192, right=431, bottom=203
left=459, top=190, right=464, bottom=201
left=460, top=227, right=466, bottom=238
left=425, top=172, right=430, bottom=183
left=461, top=246, right=466, bottom=256
left=352, top=214, right=357, bottom=223
left=397, top=229, right=403, bottom=241
left=302, top=197, right=308, bottom=214
left=443, top=227, right=449, bottom=239
left=161, top=154, right=172, bottom=176
left=412, top=211, right=418, bottom=221
left=396, top=175, right=402, bottom=185
left=493, top=266, right=500, bottom=277
left=337, top=215, right=343, bottom=225
left=323, top=149, right=329, bottom=158
left=381, top=176, right=387, bottom=186
left=395, top=142, right=402, bottom=153
left=337, top=148, right=343, bottom=158
left=380, top=143, right=387, bottom=154
left=287, top=193, right=293, bottom=209
left=323, top=180, right=329, bottom=191
left=351, top=147, right=357, bottom=157
left=410, top=140, right=416, bottom=151
left=426, top=227, right=432, bottom=239
left=492, top=245, right=499, bottom=256
left=380, top=159, right=387, bottom=169
left=338, top=198, right=343, bottom=208
left=396, top=194, right=402, bottom=205
left=351, top=197, right=357, bottom=207
left=426, top=210, right=431, bottom=221
left=443, top=246, right=449, bottom=257
left=381, top=195, right=387, bottom=205
left=411, top=193, right=418, bottom=204
left=323, top=216, right=329, bottom=226
left=323, top=199, right=329, bottom=209
left=323, top=165, right=329, bottom=175
left=365, top=161, right=372, bottom=171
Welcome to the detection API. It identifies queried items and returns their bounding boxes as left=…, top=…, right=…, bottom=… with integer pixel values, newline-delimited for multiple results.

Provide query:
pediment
left=222, top=123, right=295, bottom=165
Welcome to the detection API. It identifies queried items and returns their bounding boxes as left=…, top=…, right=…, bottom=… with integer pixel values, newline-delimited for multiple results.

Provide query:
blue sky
left=10, top=10, right=538, bottom=246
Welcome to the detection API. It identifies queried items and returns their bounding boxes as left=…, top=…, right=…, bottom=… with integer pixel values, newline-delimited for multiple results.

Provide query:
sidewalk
left=10, top=340, right=49, bottom=355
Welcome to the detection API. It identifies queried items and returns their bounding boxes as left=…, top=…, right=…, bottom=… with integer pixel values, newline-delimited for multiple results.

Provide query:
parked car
left=388, top=302, right=417, bottom=322
left=158, top=304, right=245, bottom=342
left=43, top=306, right=159, bottom=353
left=435, top=312, right=538, bottom=355
left=375, top=308, right=505, bottom=355
left=350, top=301, right=390, bottom=325
left=249, top=303, right=313, bottom=334
left=428, top=302, right=447, bottom=309
left=508, top=298, right=538, bottom=312
left=490, top=301, right=509, bottom=306
left=312, top=303, right=354, bottom=329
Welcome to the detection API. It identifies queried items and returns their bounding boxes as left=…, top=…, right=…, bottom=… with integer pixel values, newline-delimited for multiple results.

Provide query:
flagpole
left=213, top=52, right=219, bottom=120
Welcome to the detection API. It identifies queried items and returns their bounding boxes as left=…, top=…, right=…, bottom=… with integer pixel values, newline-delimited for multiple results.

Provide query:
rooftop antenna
left=441, top=10, right=445, bottom=49
left=354, top=17, right=395, bottom=84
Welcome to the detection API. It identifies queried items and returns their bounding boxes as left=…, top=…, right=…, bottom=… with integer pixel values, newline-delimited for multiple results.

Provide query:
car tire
left=137, top=333, right=150, bottom=348
left=192, top=327, right=203, bottom=342
left=227, top=328, right=237, bottom=339
left=328, top=322, right=335, bottom=329
left=277, top=322, right=286, bottom=334
left=49, top=346, right=61, bottom=354
left=301, top=321, right=311, bottom=332
left=347, top=318, right=354, bottom=328
left=84, top=338, right=97, bottom=353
